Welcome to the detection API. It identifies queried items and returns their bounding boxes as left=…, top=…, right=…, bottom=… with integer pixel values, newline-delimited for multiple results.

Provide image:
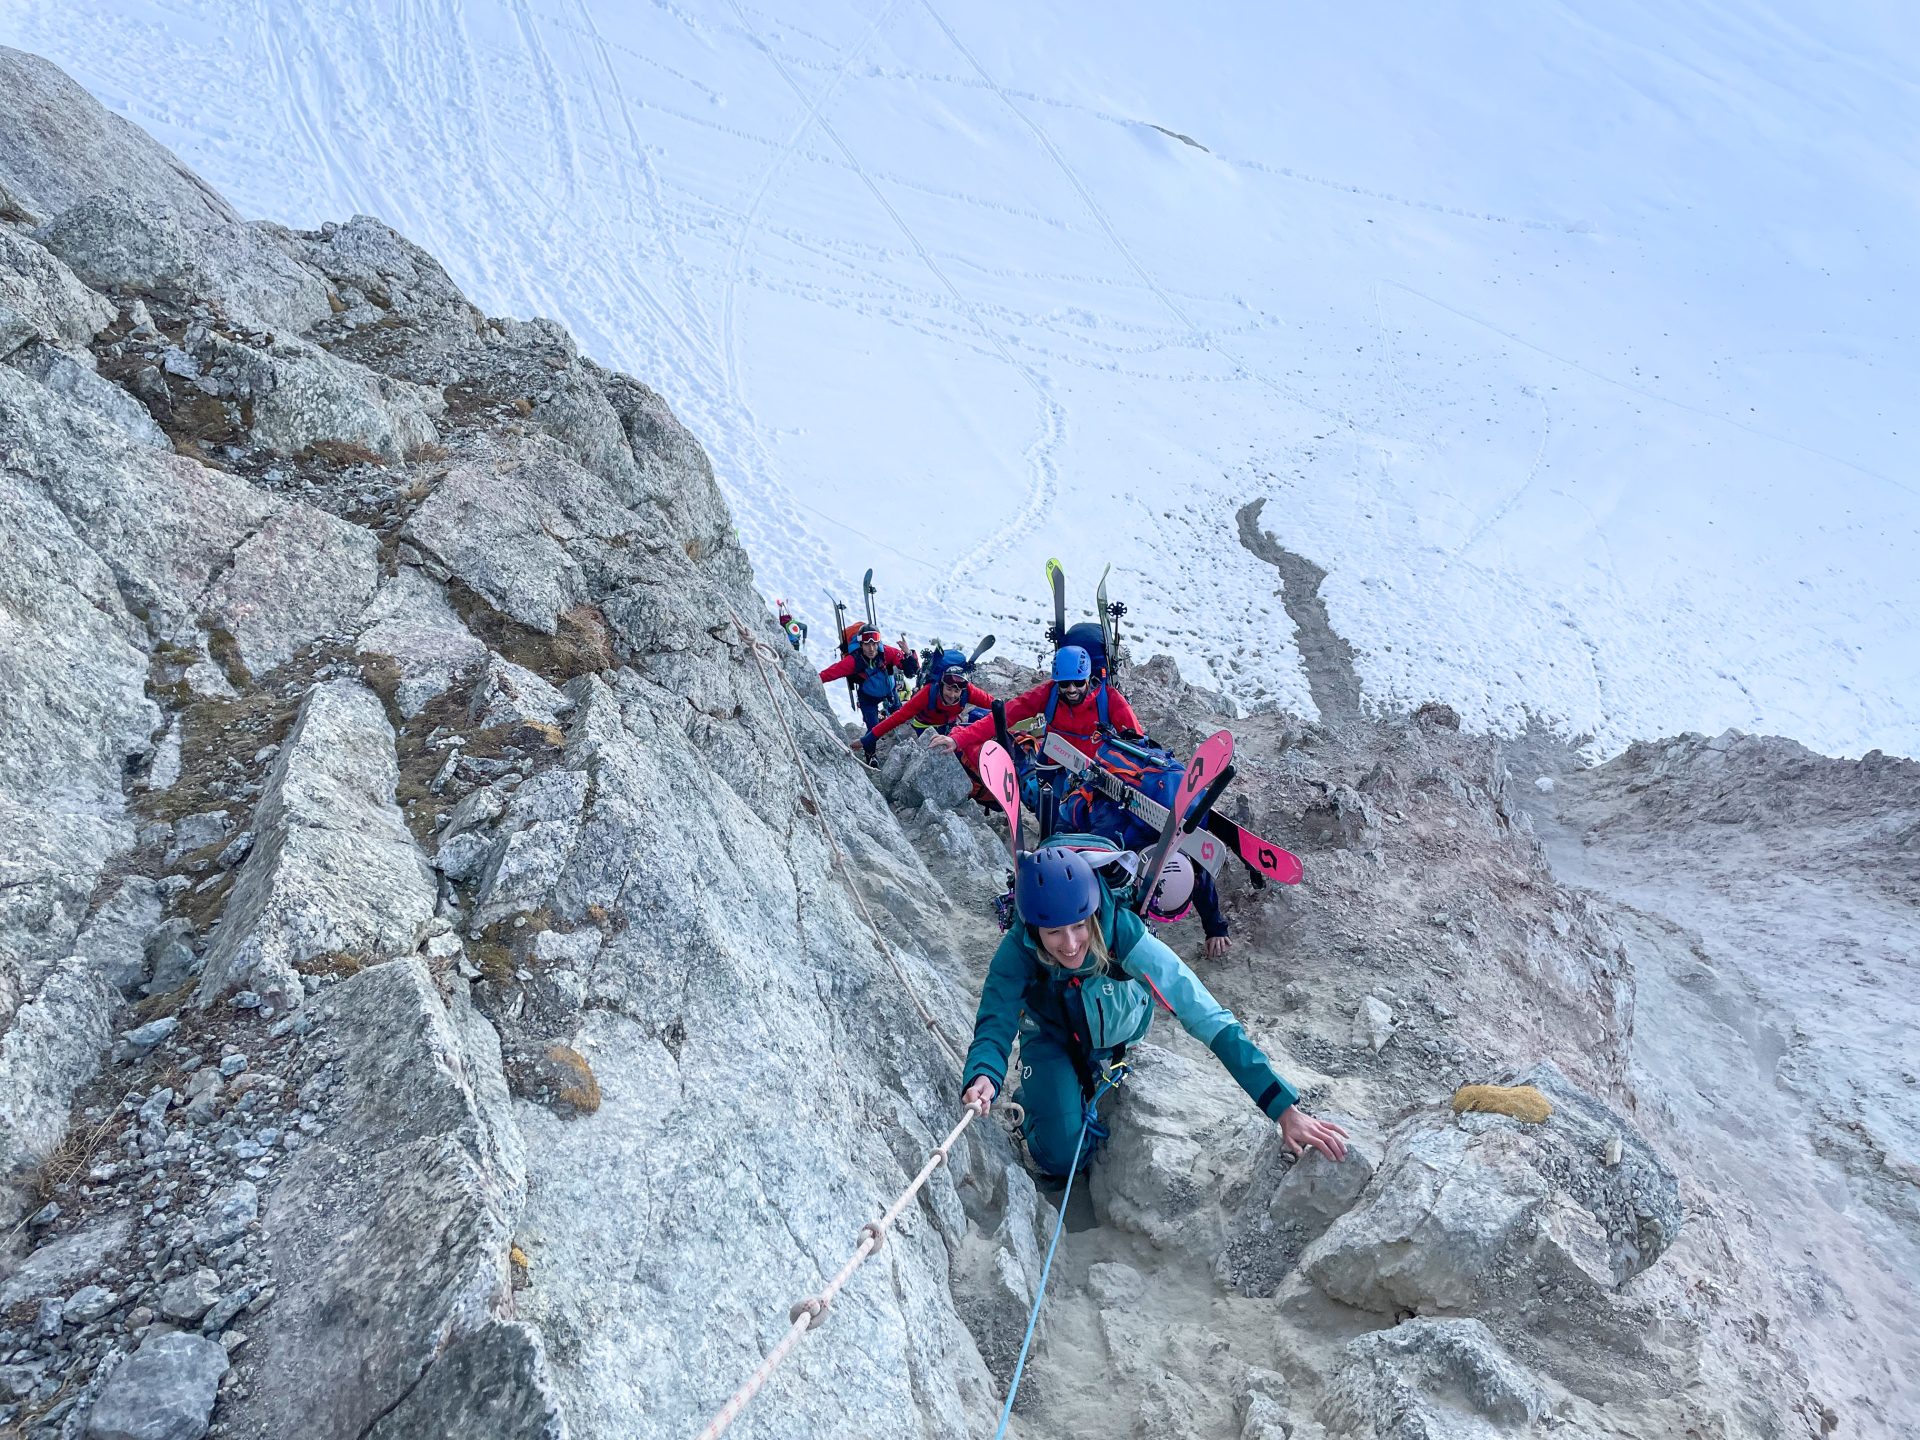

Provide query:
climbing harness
left=694, top=1095, right=1019, bottom=1440
left=991, top=1060, right=1128, bottom=1438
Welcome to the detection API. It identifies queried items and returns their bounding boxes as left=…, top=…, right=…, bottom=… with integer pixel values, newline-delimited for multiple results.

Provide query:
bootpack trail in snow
left=1237, top=496, right=1365, bottom=728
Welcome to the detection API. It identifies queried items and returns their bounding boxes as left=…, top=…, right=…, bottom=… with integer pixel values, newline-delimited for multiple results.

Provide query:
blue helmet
left=1051, top=646, right=1092, bottom=683
left=1015, top=845, right=1101, bottom=928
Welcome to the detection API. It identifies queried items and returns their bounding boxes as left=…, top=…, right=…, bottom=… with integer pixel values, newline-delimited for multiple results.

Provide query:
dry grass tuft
left=1451, top=1084, right=1553, bottom=1124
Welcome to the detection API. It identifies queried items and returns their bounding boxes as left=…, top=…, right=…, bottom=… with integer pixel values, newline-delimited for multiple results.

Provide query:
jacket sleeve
left=819, top=654, right=853, bottom=683
left=869, top=687, right=927, bottom=740
left=1121, top=933, right=1297, bottom=1119
left=896, top=648, right=920, bottom=678
left=964, top=935, right=1033, bottom=1097
left=967, top=684, right=995, bottom=709
left=953, top=681, right=1049, bottom=763
left=1193, top=867, right=1229, bottom=938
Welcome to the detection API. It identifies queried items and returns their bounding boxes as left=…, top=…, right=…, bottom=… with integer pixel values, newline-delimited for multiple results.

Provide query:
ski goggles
left=939, top=671, right=968, bottom=690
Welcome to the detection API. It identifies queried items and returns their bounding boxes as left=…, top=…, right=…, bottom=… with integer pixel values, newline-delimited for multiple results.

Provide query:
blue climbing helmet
left=1051, top=646, right=1092, bottom=683
left=1014, top=845, right=1101, bottom=928
left=1059, top=622, right=1108, bottom=678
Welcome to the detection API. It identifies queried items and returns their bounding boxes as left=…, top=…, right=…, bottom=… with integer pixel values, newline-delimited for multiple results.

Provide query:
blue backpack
left=846, top=638, right=898, bottom=702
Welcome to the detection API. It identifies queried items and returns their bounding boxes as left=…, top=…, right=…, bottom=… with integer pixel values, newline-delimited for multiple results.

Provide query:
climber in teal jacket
left=960, top=844, right=1348, bottom=1179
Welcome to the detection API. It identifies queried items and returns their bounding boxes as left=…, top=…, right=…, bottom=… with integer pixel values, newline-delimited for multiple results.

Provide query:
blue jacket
left=964, top=882, right=1298, bottom=1121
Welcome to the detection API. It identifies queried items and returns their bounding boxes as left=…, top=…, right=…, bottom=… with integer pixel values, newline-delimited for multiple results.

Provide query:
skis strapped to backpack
left=1045, top=558, right=1066, bottom=645
left=1043, top=733, right=1304, bottom=886
left=1134, top=731, right=1232, bottom=914
left=862, top=568, right=879, bottom=631
left=825, top=591, right=855, bottom=709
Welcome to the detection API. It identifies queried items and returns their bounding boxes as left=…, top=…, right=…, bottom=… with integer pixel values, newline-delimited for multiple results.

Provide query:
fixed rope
left=991, top=1064, right=1126, bottom=1438
left=694, top=1097, right=998, bottom=1439
left=729, top=610, right=965, bottom=1068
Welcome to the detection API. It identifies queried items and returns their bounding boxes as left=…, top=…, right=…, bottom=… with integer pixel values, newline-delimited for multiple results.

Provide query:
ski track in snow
left=18, top=0, right=1918, bottom=757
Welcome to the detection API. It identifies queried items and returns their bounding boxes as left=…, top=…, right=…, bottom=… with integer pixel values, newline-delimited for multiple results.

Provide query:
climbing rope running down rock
left=693, top=1097, right=1007, bottom=1438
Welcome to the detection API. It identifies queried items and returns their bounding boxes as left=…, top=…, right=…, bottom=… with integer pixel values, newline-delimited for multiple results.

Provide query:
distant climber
left=959, top=844, right=1346, bottom=1178
left=930, top=637, right=1140, bottom=766
left=820, top=625, right=919, bottom=765
left=774, top=598, right=807, bottom=651
left=849, top=646, right=991, bottom=756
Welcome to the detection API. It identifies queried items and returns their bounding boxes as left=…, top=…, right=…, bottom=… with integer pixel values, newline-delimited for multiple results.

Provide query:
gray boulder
left=223, top=960, right=523, bottom=1440
left=196, top=680, right=436, bottom=1007
left=0, top=1217, right=132, bottom=1307
left=467, top=654, right=572, bottom=731
left=355, top=567, right=487, bottom=716
left=470, top=769, right=590, bottom=931
left=8, top=340, right=168, bottom=448
left=218, top=332, right=440, bottom=461
left=1317, top=1318, right=1547, bottom=1439
left=879, top=731, right=975, bottom=810
left=364, top=1321, right=566, bottom=1440
left=1302, top=1071, right=1680, bottom=1317
left=0, top=439, right=153, bottom=976
left=0, top=960, right=119, bottom=1207
left=1089, top=1041, right=1273, bottom=1261
left=0, top=225, right=112, bottom=358
left=0, top=48, right=237, bottom=228
left=297, top=214, right=485, bottom=381
left=950, top=1163, right=1054, bottom=1383
left=84, top=1330, right=229, bottom=1440
left=70, top=876, right=163, bottom=997
left=0, top=364, right=377, bottom=677
left=31, top=187, right=329, bottom=339
left=1217, top=1119, right=1379, bottom=1297
left=402, top=434, right=632, bottom=634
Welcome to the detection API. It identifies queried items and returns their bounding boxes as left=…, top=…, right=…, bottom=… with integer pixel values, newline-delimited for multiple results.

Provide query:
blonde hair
left=1036, top=916, right=1112, bottom=975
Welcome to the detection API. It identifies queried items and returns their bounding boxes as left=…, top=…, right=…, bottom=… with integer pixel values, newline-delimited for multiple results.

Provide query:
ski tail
left=828, top=595, right=854, bottom=709
left=1221, top=820, right=1305, bottom=885
left=978, top=740, right=1021, bottom=862
left=1045, top=558, right=1066, bottom=644
left=967, top=633, right=995, bottom=667
left=1134, top=730, right=1233, bottom=914
left=862, top=568, right=878, bottom=630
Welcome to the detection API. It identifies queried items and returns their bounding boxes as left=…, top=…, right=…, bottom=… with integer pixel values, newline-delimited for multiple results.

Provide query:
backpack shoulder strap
left=1095, top=681, right=1110, bottom=733
left=1043, top=684, right=1059, bottom=729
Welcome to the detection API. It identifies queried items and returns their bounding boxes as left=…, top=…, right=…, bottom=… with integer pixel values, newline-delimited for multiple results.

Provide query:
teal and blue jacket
left=964, top=882, right=1299, bottom=1121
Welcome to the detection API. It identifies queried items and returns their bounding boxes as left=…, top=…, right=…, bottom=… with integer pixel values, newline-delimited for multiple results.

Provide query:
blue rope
left=990, top=1069, right=1122, bottom=1439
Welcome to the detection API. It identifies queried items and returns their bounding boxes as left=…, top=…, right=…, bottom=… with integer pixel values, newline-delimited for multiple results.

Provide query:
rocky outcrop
left=0, top=961, right=119, bottom=1195
left=208, top=959, right=525, bottom=1440
left=1301, top=1064, right=1678, bottom=1316
left=196, top=681, right=435, bottom=1008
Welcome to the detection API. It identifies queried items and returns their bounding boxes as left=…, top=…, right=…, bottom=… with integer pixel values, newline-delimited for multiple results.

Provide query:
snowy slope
left=10, top=0, right=1917, bottom=756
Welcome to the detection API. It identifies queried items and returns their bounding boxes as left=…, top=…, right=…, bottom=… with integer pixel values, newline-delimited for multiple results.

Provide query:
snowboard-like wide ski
left=1045, top=558, right=1066, bottom=643
left=978, top=740, right=1021, bottom=860
left=1134, top=730, right=1232, bottom=914
left=1042, top=733, right=1303, bottom=886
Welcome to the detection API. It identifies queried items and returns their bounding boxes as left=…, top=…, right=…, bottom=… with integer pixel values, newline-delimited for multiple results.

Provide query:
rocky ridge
left=1, top=42, right=1912, bottom=1440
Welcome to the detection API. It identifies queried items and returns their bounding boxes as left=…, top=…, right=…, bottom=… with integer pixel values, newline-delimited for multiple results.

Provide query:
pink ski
left=977, top=740, right=1021, bottom=860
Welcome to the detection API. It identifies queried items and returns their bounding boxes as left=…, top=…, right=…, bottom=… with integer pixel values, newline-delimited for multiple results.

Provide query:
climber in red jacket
left=930, top=644, right=1140, bottom=768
